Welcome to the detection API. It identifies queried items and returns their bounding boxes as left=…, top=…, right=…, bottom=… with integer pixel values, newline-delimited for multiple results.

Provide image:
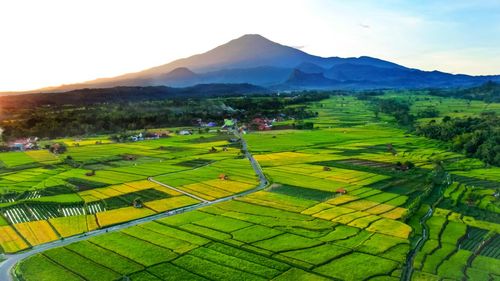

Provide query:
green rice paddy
left=5, top=94, right=500, bottom=280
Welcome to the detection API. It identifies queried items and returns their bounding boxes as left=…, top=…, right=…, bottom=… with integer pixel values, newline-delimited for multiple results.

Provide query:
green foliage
left=416, top=112, right=500, bottom=165
left=429, top=81, right=500, bottom=103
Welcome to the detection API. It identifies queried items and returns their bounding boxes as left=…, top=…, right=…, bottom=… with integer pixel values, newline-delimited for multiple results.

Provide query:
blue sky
left=0, top=0, right=499, bottom=91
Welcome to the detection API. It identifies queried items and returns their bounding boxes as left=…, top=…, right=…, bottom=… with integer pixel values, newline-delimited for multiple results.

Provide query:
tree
left=49, top=142, right=67, bottom=154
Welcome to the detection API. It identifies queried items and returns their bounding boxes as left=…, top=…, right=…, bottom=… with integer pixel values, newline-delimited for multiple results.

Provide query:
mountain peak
left=218, top=33, right=286, bottom=51
left=238, top=33, right=268, bottom=40
left=165, top=67, right=196, bottom=78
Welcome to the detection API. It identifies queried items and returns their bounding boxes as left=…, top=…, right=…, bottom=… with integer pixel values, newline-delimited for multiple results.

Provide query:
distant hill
left=5, top=34, right=500, bottom=94
left=429, top=81, right=500, bottom=102
left=285, top=69, right=338, bottom=88
left=0, top=83, right=267, bottom=108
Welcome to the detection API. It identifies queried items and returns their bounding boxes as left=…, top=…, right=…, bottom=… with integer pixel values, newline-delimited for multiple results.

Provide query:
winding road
left=0, top=132, right=268, bottom=281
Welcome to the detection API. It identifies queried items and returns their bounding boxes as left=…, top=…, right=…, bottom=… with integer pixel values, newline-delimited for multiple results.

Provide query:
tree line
left=416, top=112, right=499, bottom=166
left=0, top=92, right=329, bottom=141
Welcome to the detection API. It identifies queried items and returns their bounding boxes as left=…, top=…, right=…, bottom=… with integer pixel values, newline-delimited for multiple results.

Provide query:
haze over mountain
left=22, top=34, right=500, bottom=93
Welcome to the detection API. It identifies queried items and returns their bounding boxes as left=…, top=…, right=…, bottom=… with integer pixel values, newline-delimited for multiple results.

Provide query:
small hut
left=336, top=188, right=347, bottom=195
left=219, top=174, right=229, bottom=180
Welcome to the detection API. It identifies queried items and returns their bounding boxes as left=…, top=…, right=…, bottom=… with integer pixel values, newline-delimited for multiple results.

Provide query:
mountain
left=12, top=34, right=500, bottom=93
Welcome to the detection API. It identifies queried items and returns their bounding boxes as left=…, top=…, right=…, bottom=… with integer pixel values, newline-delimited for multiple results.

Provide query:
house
left=250, top=117, right=273, bottom=131
left=130, top=132, right=144, bottom=142
left=219, top=174, right=229, bottom=180
left=336, top=188, right=347, bottom=195
left=178, top=130, right=192, bottom=135
left=9, top=137, right=38, bottom=151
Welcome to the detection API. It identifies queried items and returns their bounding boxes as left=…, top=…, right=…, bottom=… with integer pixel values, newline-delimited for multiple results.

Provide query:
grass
left=272, top=268, right=331, bottom=281
left=189, top=247, right=281, bottom=279
left=146, top=262, right=207, bottom=281
left=121, top=226, right=197, bottom=254
left=48, top=215, right=88, bottom=237
left=319, top=225, right=359, bottom=242
left=193, top=215, right=252, bottom=233
left=66, top=240, right=144, bottom=274
left=43, top=247, right=121, bottom=280
left=90, top=232, right=178, bottom=266
left=139, top=222, right=210, bottom=245
left=231, top=224, right=283, bottom=243
left=471, top=255, right=500, bottom=276
left=172, top=254, right=266, bottom=281
left=436, top=250, right=471, bottom=280
left=357, top=233, right=408, bottom=255
left=366, top=218, right=412, bottom=239
left=252, top=233, right=322, bottom=253
left=314, top=252, right=399, bottom=281
left=17, top=254, right=83, bottom=281
left=280, top=243, right=351, bottom=265
left=268, top=184, right=335, bottom=201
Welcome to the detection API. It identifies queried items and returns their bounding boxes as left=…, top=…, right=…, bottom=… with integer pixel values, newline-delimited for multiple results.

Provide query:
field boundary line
left=148, top=177, right=210, bottom=203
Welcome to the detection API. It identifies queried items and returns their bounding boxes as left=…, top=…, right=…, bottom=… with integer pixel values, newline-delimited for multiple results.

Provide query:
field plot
left=96, top=206, right=156, bottom=227
left=410, top=207, right=500, bottom=280
left=48, top=215, right=89, bottom=237
left=0, top=225, right=29, bottom=253
left=155, top=158, right=258, bottom=201
left=16, top=195, right=411, bottom=280
left=14, top=220, right=59, bottom=246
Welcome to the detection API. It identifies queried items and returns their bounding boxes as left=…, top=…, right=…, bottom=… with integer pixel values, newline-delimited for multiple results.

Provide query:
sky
left=0, top=0, right=499, bottom=92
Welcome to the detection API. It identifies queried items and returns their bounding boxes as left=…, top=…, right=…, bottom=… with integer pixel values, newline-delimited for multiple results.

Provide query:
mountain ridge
left=4, top=34, right=500, bottom=94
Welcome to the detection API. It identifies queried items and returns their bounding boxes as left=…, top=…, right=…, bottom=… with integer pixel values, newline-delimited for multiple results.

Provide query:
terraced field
left=3, top=95, right=500, bottom=281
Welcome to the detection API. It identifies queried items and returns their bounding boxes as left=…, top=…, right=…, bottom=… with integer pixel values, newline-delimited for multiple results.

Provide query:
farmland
left=0, top=130, right=259, bottom=253
left=2, top=93, right=499, bottom=281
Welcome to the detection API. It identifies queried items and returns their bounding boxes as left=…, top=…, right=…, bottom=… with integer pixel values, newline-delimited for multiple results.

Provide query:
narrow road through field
left=148, top=177, right=210, bottom=203
left=0, top=133, right=267, bottom=281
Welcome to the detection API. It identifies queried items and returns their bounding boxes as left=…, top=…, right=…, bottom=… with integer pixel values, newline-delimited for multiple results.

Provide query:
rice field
left=7, top=94, right=500, bottom=280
